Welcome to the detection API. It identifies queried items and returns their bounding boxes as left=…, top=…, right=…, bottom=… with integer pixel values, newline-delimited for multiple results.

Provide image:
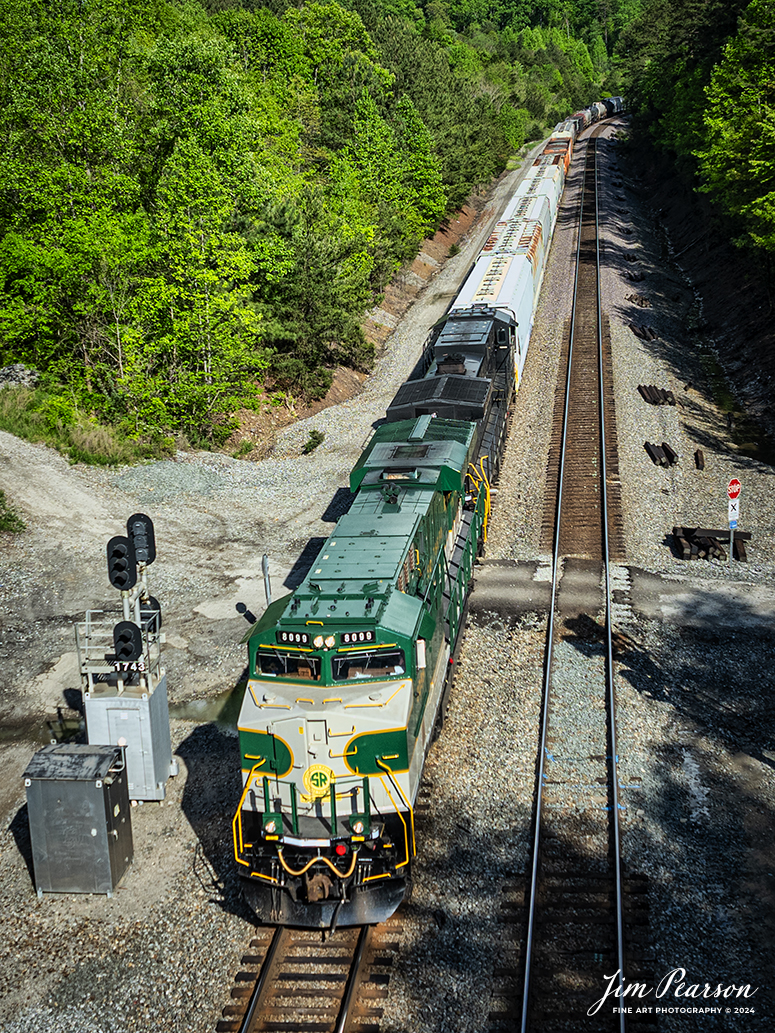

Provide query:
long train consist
left=232, top=97, right=625, bottom=928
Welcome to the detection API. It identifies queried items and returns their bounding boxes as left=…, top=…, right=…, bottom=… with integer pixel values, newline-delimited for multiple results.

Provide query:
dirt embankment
left=632, top=140, right=775, bottom=438
left=230, top=187, right=498, bottom=451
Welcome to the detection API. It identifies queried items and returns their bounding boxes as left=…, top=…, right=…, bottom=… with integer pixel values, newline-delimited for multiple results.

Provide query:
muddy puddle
left=169, top=682, right=245, bottom=729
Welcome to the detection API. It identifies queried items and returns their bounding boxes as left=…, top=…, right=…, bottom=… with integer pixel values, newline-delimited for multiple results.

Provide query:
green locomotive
left=233, top=310, right=514, bottom=927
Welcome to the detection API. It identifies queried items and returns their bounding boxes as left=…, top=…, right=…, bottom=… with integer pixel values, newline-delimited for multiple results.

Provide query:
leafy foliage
left=0, top=488, right=26, bottom=533
left=621, top=0, right=746, bottom=157
left=302, top=429, right=326, bottom=453
left=0, top=385, right=171, bottom=464
left=624, top=0, right=774, bottom=254
left=0, top=0, right=616, bottom=458
left=697, top=0, right=775, bottom=251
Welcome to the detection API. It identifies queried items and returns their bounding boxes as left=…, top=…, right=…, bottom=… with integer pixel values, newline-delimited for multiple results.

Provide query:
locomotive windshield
left=256, top=651, right=321, bottom=680
left=331, top=649, right=406, bottom=681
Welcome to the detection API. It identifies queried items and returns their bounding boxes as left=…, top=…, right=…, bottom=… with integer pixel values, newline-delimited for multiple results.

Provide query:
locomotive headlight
left=313, top=635, right=324, bottom=648
left=265, top=819, right=277, bottom=834
left=324, top=635, right=336, bottom=648
left=351, top=820, right=364, bottom=835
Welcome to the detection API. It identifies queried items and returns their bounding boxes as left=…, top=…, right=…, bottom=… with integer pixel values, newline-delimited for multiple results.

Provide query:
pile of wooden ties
left=673, top=526, right=750, bottom=562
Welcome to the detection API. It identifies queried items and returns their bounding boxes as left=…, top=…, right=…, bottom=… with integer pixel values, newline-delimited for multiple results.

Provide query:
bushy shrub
left=302, top=429, right=325, bottom=454
left=0, top=490, right=26, bottom=533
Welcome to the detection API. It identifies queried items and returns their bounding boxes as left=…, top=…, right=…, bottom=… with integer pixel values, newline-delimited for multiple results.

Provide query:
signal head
left=113, top=620, right=143, bottom=662
left=106, top=535, right=137, bottom=591
left=127, top=513, right=156, bottom=565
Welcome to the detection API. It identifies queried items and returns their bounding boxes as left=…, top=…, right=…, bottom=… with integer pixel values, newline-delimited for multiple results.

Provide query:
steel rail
left=237, top=927, right=284, bottom=1033
left=594, top=136, right=627, bottom=1033
left=235, top=924, right=370, bottom=1033
left=334, top=924, right=371, bottom=1033
left=518, top=128, right=587, bottom=1033
left=519, top=128, right=628, bottom=1033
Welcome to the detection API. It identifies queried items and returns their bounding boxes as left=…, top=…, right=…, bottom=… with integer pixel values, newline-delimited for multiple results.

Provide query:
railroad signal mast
left=75, top=514, right=176, bottom=801
left=98, top=514, right=163, bottom=685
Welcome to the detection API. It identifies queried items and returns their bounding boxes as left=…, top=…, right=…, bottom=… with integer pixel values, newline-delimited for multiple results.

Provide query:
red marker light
left=335, top=843, right=347, bottom=856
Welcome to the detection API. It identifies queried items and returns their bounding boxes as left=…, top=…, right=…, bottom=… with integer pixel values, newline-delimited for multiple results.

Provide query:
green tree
left=0, top=0, right=639, bottom=457
left=696, top=0, right=775, bottom=250
left=622, top=0, right=748, bottom=157
left=255, top=181, right=375, bottom=396
left=130, top=137, right=268, bottom=440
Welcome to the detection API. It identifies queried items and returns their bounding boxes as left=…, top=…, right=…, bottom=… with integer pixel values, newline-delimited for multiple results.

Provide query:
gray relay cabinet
left=76, top=609, right=177, bottom=801
left=24, top=744, right=133, bottom=896
left=84, top=675, right=175, bottom=801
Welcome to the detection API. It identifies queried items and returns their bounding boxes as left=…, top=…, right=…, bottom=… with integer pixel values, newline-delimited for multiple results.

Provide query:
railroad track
left=490, top=124, right=654, bottom=1033
left=217, top=917, right=402, bottom=1033
left=540, top=131, right=625, bottom=561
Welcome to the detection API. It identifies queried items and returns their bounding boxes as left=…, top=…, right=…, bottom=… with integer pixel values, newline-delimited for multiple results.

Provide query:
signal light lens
left=352, top=820, right=364, bottom=835
left=265, top=820, right=277, bottom=834
left=335, top=843, right=347, bottom=856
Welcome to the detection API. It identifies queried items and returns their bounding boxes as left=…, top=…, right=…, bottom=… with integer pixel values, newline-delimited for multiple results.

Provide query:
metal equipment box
left=23, top=744, right=133, bottom=897
left=76, top=610, right=177, bottom=802
left=84, top=675, right=176, bottom=801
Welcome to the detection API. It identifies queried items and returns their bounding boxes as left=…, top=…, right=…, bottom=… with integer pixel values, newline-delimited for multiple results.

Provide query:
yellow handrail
left=376, top=757, right=416, bottom=860
left=232, top=760, right=266, bottom=866
left=478, top=455, right=492, bottom=543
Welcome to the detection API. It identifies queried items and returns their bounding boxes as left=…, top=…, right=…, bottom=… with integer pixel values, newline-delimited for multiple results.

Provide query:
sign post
left=262, top=552, right=272, bottom=605
left=727, top=479, right=741, bottom=565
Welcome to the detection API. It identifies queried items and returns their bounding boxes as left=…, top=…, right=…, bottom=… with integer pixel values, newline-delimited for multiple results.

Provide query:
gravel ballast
left=2, top=121, right=774, bottom=1031
left=378, top=124, right=775, bottom=1032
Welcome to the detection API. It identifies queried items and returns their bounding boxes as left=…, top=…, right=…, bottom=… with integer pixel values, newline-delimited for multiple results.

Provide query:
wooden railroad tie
left=661, top=441, right=678, bottom=466
left=672, top=526, right=750, bottom=562
left=644, top=441, right=678, bottom=466
left=630, top=322, right=658, bottom=340
left=638, top=385, right=675, bottom=405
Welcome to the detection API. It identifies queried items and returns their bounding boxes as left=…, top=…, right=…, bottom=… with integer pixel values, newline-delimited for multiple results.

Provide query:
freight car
left=604, top=96, right=625, bottom=116
left=231, top=100, right=622, bottom=928
left=570, top=108, right=593, bottom=133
